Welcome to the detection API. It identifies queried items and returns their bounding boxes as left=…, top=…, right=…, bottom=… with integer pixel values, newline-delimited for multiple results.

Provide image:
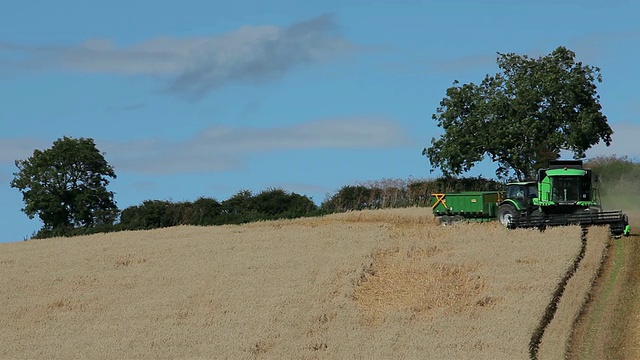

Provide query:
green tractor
left=497, top=160, right=630, bottom=236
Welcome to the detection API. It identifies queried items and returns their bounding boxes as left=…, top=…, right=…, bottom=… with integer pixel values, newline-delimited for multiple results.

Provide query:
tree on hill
left=424, top=46, right=613, bottom=180
left=252, top=188, right=318, bottom=218
left=10, top=136, right=118, bottom=237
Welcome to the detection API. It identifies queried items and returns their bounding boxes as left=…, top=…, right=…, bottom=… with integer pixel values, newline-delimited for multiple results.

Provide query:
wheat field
left=1, top=208, right=593, bottom=359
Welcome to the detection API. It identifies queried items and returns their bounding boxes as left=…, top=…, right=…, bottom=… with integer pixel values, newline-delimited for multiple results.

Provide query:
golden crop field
left=0, top=208, right=608, bottom=359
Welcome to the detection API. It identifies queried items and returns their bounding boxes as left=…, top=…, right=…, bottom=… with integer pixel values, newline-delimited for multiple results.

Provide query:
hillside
left=1, top=208, right=596, bottom=359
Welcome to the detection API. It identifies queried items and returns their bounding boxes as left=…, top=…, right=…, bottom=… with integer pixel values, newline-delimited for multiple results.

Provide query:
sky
left=1, top=0, right=639, bottom=242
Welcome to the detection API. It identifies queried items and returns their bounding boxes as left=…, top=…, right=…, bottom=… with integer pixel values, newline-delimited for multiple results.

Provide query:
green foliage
left=586, top=155, right=640, bottom=185
left=190, top=197, right=222, bottom=226
left=116, top=189, right=320, bottom=232
left=11, top=136, right=118, bottom=236
left=425, top=46, right=613, bottom=180
left=252, top=188, right=318, bottom=219
left=585, top=155, right=640, bottom=210
left=119, top=200, right=178, bottom=230
left=321, top=185, right=372, bottom=212
left=321, top=176, right=504, bottom=213
left=219, top=190, right=258, bottom=224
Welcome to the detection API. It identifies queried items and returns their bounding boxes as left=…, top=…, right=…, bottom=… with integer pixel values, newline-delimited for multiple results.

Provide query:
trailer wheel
left=498, top=204, right=517, bottom=227
left=452, top=215, right=465, bottom=223
left=440, top=215, right=452, bottom=226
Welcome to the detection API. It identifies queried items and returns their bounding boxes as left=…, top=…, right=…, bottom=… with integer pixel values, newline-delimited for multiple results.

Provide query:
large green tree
left=11, top=136, right=118, bottom=236
left=424, top=46, right=613, bottom=180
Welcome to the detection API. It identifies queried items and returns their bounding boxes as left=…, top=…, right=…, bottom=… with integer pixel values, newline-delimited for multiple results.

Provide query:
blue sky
left=1, top=0, right=639, bottom=242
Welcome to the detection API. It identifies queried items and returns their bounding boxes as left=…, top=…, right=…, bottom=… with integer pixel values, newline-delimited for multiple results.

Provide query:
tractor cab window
left=507, top=185, right=527, bottom=199
left=527, top=184, right=538, bottom=198
left=552, top=177, right=581, bottom=202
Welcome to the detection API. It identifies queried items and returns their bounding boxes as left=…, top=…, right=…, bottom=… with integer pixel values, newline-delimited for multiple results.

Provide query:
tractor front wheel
left=498, top=204, right=517, bottom=227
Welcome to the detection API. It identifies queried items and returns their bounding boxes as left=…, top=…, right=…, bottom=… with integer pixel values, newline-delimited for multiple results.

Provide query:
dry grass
left=0, top=208, right=584, bottom=359
left=354, top=246, right=485, bottom=319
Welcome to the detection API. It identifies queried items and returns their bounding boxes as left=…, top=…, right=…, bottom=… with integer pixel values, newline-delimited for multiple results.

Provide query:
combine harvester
left=431, top=160, right=630, bottom=237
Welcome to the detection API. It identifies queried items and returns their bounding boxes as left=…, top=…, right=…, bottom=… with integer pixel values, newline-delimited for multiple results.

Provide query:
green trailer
left=430, top=191, right=502, bottom=224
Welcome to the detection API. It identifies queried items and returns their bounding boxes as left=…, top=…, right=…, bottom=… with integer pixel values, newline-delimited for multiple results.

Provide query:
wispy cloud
left=548, top=0, right=631, bottom=7
left=0, top=117, right=411, bottom=175
left=587, top=122, right=640, bottom=159
left=454, top=0, right=632, bottom=7
left=0, top=138, right=49, bottom=164
left=106, top=102, right=146, bottom=113
left=102, top=117, right=412, bottom=174
left=0, top=14, right=359, bottom=99
left=566, top=30, right=640, bottom=65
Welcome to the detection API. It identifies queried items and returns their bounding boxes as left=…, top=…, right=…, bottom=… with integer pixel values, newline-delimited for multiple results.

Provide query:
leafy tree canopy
left=424, top=46, right=613, bottom=180
left=11, top=136, right=118, bottom=236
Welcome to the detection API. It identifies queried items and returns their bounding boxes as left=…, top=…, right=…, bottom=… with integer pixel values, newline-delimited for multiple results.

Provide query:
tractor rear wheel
left=498, top=204, right=517, bottom=227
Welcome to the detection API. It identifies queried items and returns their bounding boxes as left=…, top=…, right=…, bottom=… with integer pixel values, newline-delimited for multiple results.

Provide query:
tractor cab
left=504, top=182, right=537, bottom=210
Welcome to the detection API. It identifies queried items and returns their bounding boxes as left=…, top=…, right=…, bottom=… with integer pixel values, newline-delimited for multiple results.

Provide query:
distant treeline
left=119, top=189, right=319, bottom=229
left=34, top=155, right=640, bottom=239
left=586, top=155, right=640, bottom=192
left=36, top=188, right=318, bottom=238
left=585, top=155, right=640, bottom=209
left=33, top=176, right=504, bottom=239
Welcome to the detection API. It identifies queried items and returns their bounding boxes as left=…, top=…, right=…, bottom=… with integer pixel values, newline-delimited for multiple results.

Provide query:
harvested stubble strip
left=536, top=226, right=610, bottom=359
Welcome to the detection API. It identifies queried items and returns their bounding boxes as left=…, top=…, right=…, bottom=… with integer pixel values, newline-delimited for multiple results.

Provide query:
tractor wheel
left=498, top=204, right=517, bottom=227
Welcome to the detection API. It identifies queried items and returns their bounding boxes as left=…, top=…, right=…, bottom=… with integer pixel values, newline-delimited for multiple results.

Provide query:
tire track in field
left=569, top=211, right=640, bottom=359
left=529, top=228, right=588, bottom=360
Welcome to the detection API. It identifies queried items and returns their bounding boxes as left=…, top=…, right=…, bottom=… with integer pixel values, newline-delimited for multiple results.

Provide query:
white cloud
left=1, top=14, right=359, bottom=99
left=100, top=117, right=412, bottom=174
